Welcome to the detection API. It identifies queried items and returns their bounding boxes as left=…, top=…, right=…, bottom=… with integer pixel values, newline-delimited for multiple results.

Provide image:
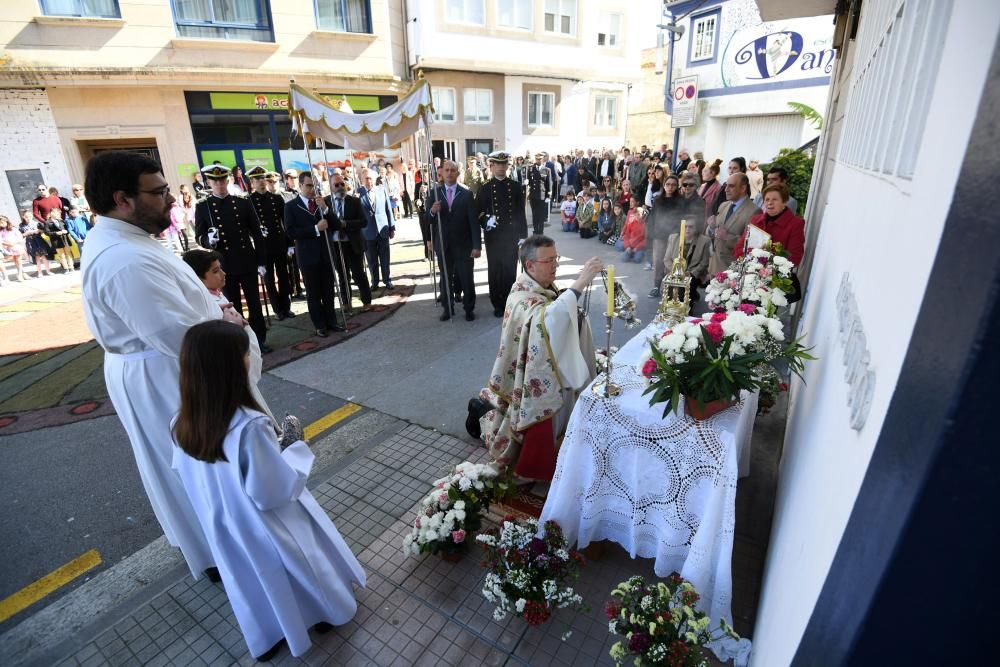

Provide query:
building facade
left=664, top=0, right=834, bottom=164
left=405, top=0, right=645, bottom=161
left=0, top=0, right=410, bottom=212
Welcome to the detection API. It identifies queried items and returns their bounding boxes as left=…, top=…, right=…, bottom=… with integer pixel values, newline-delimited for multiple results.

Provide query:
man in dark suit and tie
left=326, top=172, right=373, bottom=314
left=283, top=172, right=345, bottom=336
left=428, top=160, right=481, bottom=321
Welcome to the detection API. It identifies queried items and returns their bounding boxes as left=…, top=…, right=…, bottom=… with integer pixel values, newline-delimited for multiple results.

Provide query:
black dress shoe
left=284, top=311, right=296, bottom=318
left=466, top=398, right=489, bottom=439
left=254, top=639, right=285, bottom=662
left=275, top=313, right=286, bottom=322
left=465, top=311, right=475, bottom=321
left=204, top=567, right=221, bottom=583
left=493, top=308, right=503, bottom=318
left=330, top=323, right=346, bottom=332
left=439, top=312, right=451, bottom=321
left=260, top=345, right=273, bottom=354
left=315, top=329, right=328, bottom=338
left=384, top=282, right=395, bottom=289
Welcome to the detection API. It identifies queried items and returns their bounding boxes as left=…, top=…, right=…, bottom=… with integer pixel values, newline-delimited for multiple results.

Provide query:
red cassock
left=514, top=418, right=557, bottom=481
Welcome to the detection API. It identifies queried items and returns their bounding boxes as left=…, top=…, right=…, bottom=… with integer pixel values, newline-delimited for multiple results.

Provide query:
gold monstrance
left=656, top=219, right=692, bottom=325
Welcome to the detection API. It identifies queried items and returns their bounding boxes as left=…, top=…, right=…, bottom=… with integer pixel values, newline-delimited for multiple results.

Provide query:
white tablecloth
left=539, top=320, right=754, bottom=665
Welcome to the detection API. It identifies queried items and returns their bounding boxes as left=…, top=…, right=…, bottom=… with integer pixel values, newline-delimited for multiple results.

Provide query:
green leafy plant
left=787, top=101, right=824, bottom=130
left=762, top=148, right=815, bottom=216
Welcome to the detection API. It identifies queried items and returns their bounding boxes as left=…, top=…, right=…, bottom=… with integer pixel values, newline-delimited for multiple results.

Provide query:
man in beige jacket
left=710, top=173, right=759, bottom=273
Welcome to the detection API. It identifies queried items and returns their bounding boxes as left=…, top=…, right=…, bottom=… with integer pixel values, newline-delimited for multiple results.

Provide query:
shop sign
left=208, top=92, right=381, bottom=112
left=733, top=31, right=836, bottom=80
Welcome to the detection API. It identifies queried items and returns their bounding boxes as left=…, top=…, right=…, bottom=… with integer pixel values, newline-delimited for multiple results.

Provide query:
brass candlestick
left=656, top=219, right=693, bottom=325
left=593, top=311, right=622, bottom=397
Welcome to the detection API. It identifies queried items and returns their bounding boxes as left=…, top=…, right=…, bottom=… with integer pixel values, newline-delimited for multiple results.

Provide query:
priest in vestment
left=80, top=151, right=272, bottom=580
left=478, top=235, right=603, bottom=481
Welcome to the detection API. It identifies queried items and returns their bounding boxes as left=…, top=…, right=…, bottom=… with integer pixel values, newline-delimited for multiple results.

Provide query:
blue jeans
left=621, top=249, right=645, bottom=263
left=562, top=221, right=578, bottom=232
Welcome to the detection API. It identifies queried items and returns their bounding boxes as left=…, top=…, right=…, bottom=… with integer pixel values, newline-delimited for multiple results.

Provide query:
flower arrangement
left=476, top=517, right=587, bottom=627
left=402, top=462, right=509, bottom=559
left=605, top=574, right=739, bottom=667
left=639, top=310, right=813, bottom=418
left=594, top=346, right=618, bottom=375
left=704, top=246, right=795, bottom=317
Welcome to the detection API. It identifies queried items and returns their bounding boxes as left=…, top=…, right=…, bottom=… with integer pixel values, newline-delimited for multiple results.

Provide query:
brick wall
left=0, top=89, right=72, bottom=216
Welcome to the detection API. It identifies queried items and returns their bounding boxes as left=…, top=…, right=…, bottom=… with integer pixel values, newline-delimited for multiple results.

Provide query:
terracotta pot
left=685, top=396, right=734, bottom=421
left=439, top=550, right=462, bottom=563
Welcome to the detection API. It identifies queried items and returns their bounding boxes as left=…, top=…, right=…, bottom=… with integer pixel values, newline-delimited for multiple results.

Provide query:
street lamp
left=659, top=10, right=685, bottom=165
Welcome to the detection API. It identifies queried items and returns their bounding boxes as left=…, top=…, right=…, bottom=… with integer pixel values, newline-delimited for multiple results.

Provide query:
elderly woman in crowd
left=734, top=183, right=805, bottom=267
left=699, top=160, right=723, bottom=229
left=662, top=217, right=711, bottom=303
left=647, top=174, right=681, bottom=297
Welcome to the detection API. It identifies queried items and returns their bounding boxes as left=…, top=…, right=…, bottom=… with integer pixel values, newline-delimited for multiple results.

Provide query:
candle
left=678, top=218, right=686, bottom=249
left=606, top=264, right=615, bottom=316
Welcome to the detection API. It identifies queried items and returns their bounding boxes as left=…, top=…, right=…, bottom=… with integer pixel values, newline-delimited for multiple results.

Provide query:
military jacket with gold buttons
left=194, top=194, right=265, bottom=275
left=476, top=177, right=528, bottom=240
left=526, top=165, right=551, bottom=202
left=248, top=190, right=288, bottom=256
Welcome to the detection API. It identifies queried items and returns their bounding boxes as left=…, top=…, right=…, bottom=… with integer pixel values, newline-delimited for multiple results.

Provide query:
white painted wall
left=0, top=89, right=73, bottom=214
left=749, top=2, right=1000, bottom=664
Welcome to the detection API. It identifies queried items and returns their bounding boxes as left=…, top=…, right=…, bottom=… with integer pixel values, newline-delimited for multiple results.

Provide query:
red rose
left=710, top=312, right=727, bottom=323
left=641, top=358, right=658, bottom=378
left=704, top=322, right=724, bottom=344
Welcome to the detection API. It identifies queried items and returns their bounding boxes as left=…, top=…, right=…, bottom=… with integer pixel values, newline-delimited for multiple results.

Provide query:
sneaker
left=647, top=288, right=660, bottom=298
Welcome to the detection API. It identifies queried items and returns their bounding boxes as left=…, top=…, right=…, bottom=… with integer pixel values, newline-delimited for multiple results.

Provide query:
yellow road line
left=0, top=549, right=101, bottom=623
left=304, top=403, right=362, bottom=441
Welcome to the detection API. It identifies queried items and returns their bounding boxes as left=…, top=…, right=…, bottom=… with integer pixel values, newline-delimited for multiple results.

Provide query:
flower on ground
left=451, top=529, right=466, bottom=543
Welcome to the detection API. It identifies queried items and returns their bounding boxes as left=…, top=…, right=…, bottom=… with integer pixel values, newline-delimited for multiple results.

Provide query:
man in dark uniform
left=526, top=152, right=551, bottom=236
left=194, top=164, right=270, bottom=352
left=477, top=151, right=528, bottom=318
left=247, top=166, right=294, bottom=320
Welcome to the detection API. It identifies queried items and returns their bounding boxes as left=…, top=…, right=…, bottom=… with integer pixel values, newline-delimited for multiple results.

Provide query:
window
left=172, top=0, right=274, bottom=42
left=497, top=0, right=532, bottom=30
left=527, top=91, right=555, bottom=127
left=597, top=12, right=621, bottom=46
left=544, top=0, right=576, bottom=36
left=315, top=0, right=371, bottom=33
left=446, top=0, right=484, bottom=25
left=432, top=87, right=456, bottom=122
left=40, top=0, right=120, bottom=18
left=594, top=95, right=617, bottom=129
left=691, top=13, right=717, bottom=61
left=463, top=89, right=492, bottom=123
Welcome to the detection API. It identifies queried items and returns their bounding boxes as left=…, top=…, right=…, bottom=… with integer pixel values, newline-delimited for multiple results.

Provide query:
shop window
left=593, top=95, right=617, bottom=129
left=497, top=0, right=532, bottom=30
left=40, top=0, right=121, bottom=18
left=527, top=91, right=555, bottom=128
left=446, top=0, right=484, bottom=25
left=190, top=114, right=273, bottom=145
left=315, top=0, right=371, bottom=33
left=597, top=12, right=621, bottom=46
left=171, top=0, right=274, bottom=42
left=432, top=88, right=456, bottom=123
left=544, top=0, right=576, bottom=36
left=691, top=11, right=718, bottom=62
left=463, top=89, right=492, bottom=123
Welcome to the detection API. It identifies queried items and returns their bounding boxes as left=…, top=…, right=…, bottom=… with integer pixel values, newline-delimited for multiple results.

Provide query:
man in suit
left=357, top=169, right=395, bottom=291
left=544, top=153, right=559, bottom=202
left=247, top=166, right=294, bottom=320
left=327, top=172, right=373, bottom=313
left=194, top=165, right=270, bottom=352
left=283, top=172, right=345, bottom=336
left=560, top=157, right=578, bottom=198
left=711, top=173, right=759, bottom=271
left=526, top=153, right=552, bottom=236
left=427, top=160, right=481, bottom=321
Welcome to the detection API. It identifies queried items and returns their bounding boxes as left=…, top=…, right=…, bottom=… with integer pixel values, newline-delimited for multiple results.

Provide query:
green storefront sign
left=208, top=92, right=381, bottom=112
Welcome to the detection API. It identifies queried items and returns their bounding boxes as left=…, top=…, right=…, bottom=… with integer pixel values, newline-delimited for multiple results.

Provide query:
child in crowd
left=597, top=198, right=615, bottom=244
left=1, top=215, right=30, bottom=282
left=44, top=208, right=74, bottom=272
left=19, top=209, right=52, bottom=276
left=172, top=320, right=365, bottom=661
left=65, top=206, right=90, bottom=249
left=560, top=191, right=577, bottom=232
left=578, top=190, right=597, bottom=239
left=610, top=203, right=627, bottom=248
left=620, top=195, right=647, bottom=263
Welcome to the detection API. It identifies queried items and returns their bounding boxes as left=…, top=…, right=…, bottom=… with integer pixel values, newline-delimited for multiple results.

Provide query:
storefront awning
left=288, top=79, right=433, bottom=152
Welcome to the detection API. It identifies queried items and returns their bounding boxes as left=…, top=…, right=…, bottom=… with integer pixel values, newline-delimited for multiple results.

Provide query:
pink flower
left=714, top=272, right=728, bottom=282
left=738, top=303, right=757, bottom=315
left=710, top=312, right=727, bottom=323
left=758, top=256, right=768, bottom=265
left=415, top=517, right=422, bottom=528
left=641, top=359, right=658, bottom=378
left=705, top=322, right=724, bottom=344
left=660, top=329, right=673, bottom=338
left=439, top=492, right=449, bottom=504
left=759, top=267, right=772, bottom=278
left=451, top=529, right=466, bottom=543
left=728, top=279, right=739, bottom=289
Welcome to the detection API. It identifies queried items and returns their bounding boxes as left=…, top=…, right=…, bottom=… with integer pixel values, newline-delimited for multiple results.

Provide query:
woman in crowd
left=179, top=185, right=197, bottom=249
left=644, top=163, right=665, bottom=209
left=610, top=202, right=627, bottom=247
left=647, top=174, right=681, bottom=298
left=43, top=208, right=73, bottom=272
left=162, top=201, right=188, bottom=255
left=230, top=165, right=249, bottom=194
left=19, top=209, right=52, bottom=276
left=688, top=158, right=706, bottom=181
left=662, top=217, right=712, bottom=303
left=1, top=215, right=30, bottom=281
left=734, top=183, right=805, bottom=267
left=616, top=179, right=633, bottom=213
left=384, top=163, right=402, bottom=220
left=171, top=320, right=365, bottom=662
left=597, top=197, right=615, bottom=243
left=619, top=195, right=646, bottom=263
left=699, top=160, right=723, bottom=229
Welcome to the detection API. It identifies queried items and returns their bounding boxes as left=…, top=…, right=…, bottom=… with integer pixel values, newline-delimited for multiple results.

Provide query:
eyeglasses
left=680, top=183, right=696, bottom=189
left=533, top=255, right=561, bottom=264
left=139, top=187, right=171, bottom=198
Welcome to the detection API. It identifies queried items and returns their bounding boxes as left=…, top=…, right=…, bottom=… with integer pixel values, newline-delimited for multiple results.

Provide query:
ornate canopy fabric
left=288, top=79, right=433, bottom=152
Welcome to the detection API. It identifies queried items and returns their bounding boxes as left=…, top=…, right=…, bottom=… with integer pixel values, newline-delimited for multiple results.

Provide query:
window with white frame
left=527, top=92, right=555, bottom=128
left=463, top=89, right=493, bottom=123
left=446, top=0, right=485, bottom=25
left=594, top=95, right=617, bottom=128
left=315, top=0, right=371, bottom=33
left=171, top=0, right=273, bottom=42
left=497, top=0, right=532, bottom=30
left=691, top=13, right=717, bottom=61
left=597, top=12, right=621, bottom=46
left=40, top=0, right=120, bottom=18
left=544, top=0, right=576, bottom=36
left=433, top=88, right=456, bottom=122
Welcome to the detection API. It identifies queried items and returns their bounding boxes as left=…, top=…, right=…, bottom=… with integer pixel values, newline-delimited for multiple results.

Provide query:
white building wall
left=749, top=1, right=1000, bottom=664
left=0, top=88, right=73, bottom=213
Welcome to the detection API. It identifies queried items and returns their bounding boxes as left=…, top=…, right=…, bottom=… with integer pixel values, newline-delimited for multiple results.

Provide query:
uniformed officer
left=526, top=152, right=552, bottom=236
left=195, top=164, right=270, bottom=352
left=247, top=166, right=294, bottom=321
left=477, top=151, right=528, bottom=317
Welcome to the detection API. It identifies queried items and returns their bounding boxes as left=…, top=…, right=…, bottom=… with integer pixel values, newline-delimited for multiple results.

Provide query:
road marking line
left=0, top=549, right=102, bottom=623
left=304, top=403, right=362, bottom=441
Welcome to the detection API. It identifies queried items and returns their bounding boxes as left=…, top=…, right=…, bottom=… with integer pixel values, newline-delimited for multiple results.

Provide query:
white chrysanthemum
left=515, top=599, right=527, bottom=613
left=457, top=476, right=473, bottom=491
left=682, top=337, right=699, bottom=353
left=771, top=290, right=788, bottom=307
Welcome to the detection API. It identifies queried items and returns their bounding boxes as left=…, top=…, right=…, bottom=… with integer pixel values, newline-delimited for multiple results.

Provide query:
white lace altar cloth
left=539, top=320, right=755, bottom=665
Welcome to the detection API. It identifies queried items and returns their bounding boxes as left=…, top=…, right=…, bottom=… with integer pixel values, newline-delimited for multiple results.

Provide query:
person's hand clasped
left=580, top=256, right=603, bottom=283
left=220, top=303, right=245, bottom=326
left=257, top=266, right=266, bottom=277
left=316, top=219, right=328, bottom=232
left=430, top=201, right=441, bottom=215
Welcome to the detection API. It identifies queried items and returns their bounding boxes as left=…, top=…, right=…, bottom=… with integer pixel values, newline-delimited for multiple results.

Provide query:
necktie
left=308, top=199, right=316, bottom=214
left=336, top=198, right=343, bottom=218
left=446, top=186, right=454, bottom=207
left=724, top=201, right=736, bottom=223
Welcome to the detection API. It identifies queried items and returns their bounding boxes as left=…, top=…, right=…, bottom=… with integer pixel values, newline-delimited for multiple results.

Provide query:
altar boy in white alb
left=80, top=151, right=271, bottom=581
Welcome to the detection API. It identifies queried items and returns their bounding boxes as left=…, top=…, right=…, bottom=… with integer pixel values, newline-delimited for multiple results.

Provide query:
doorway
left=431, top=139, right=457, bottom=163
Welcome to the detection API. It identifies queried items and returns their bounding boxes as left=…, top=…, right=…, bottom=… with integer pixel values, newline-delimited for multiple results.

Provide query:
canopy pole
left=303, top=129, right=348, bottom=330
left=416, top=125, right=438, bottom=305
left=423, top=116, right=454, bottom=320
left=322, top=139, right=355, bottom=317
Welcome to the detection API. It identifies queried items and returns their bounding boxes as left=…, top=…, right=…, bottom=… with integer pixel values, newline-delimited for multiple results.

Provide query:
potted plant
left=605, top=574, right=739, bottom=667
left=704, top=246, right=796, bottom=318
left=476, top=518, right=587, bottom=630
left=639, top=310, right=813, bottom=420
